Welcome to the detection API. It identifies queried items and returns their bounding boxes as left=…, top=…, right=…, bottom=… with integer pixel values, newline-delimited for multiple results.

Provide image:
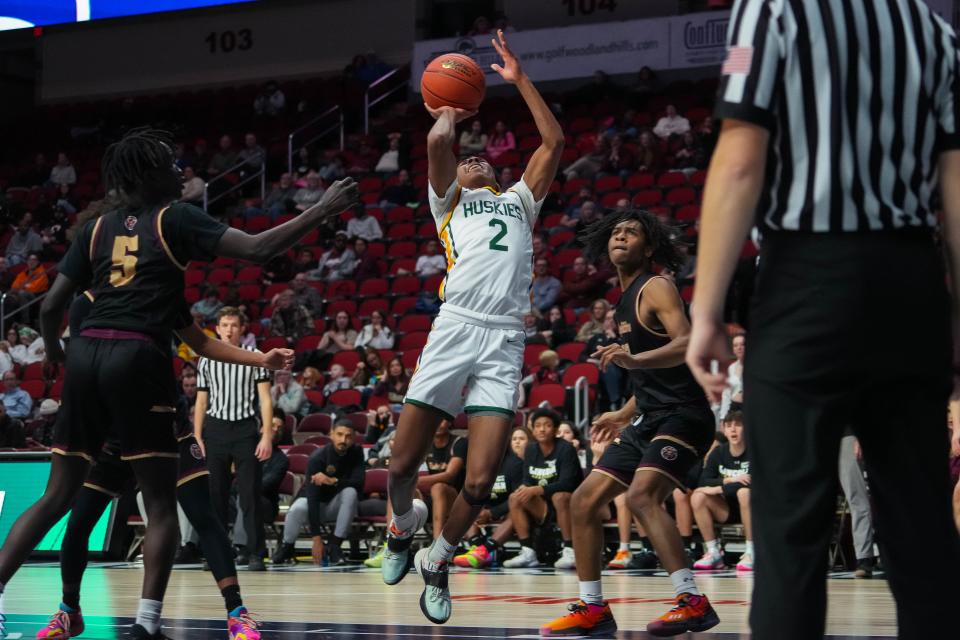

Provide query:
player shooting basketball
left=381, top=30, right=564, bottom=625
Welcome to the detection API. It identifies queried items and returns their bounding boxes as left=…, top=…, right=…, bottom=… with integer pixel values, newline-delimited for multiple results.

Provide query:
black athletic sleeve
left=161, top=202, right=229, bottom=264
left=699, top=447, right=724, bottom=487
left=452, top=436, right=468, bottom=461
left=522, top=442, right=538, bottom=487
left=341, top=445, right=366, bottom=494
left=489, top=456, right=524, bottom=520
left=262, top=451, right=289, bottom=496
left=542, top=441, right=582, bottom=498
left=57, top=220, right=95, bottom=287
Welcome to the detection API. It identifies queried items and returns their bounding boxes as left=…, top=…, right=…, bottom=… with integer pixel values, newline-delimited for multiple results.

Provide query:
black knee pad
left=461, top=488, right=488, bottom=507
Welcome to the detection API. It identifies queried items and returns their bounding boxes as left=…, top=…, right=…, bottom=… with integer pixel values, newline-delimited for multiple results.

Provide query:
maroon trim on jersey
left=87, top=215, right=106, bottom=262
left=80, top=328, right=154, bottom=342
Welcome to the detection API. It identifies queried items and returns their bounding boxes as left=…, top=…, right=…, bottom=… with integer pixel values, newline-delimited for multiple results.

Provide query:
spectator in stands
left=31, top=399, right=58, bottom=447
left=602, top=134, right=636, bottom=177
left=191, top=287, right=223, bottom=326
left=7, top=254, right=49, bottom=322
left=532, top=233, right=548, bottom=263
left=271, top=369, right=307, bottom=417
left=503, top=409, right=582, bottom=569
left=500, top=166, right=517, bottom=190
left=288, top=272, right=323, bottom=317
left=653, top=104, right=691, bottom=139
left=2, top=370, right=32, bottom=419
left=186, top=139, right=210, bottom=178
left=10, top=327, right=44, bottom=367
left=558, top=422, right=584, bottom=456
left=48, top=152, right=76, bottom=187
left=397, top=238, right=445, bottom=278
left=294, top=147, right=316, bottom=177
left=416, top=421, right=465, bottom=539
left=583, top=308, right=623, bottom=410
left=0, top=402, right=25, bottom=448
left=238, top=133, right=265, bottom=172
left=312, top=231, right=353, bottom=282
left=355, top=309, right=394, bottom=350
left=366, top=403, right=395, bottom=445
left=559, top=200, right=601, bottom=237
left=208, top=134, right=238, bottom=177
left=631, top=66, right=659, bottom=99
left=379, top=169, right=418, bottom=208
left=6, top=216, right=43, bottom=267
left=523, top=349, right=562, bottom=393
left=323, top=363, right=353, bottom=397
left=523, top=313, right=543, bottom=342
left=468, top=15, right=493, bottom=36
left=294, top=173, right=325, bottom=212
left=179, top=369, right=198, bottom=424
left=348, top=141, right=380, bottom=174
left=562, top=256, right=606, bottom=312
left=563, top=136, right=608, bottom=181
left=575, top=299, right=611, bottom=343
left=273, top=419, right=364, bottom=565
left=54, top=183, right=78, bottom=216
left=180, top=166, right=205, bottom=205
left=692, top=411, right=753, bottom=572
left=346, top=205, right=383, bottom=241
left=539, top=305, right=575, bottom=347
left=673, top=131, right=707, bottom=170
left=485, top=120, right=516, bottom=160
left=351, top=348, right=386, bottom=396
left=532, top=257, right=562, bottom=312
left=269, top=290, right=314, bottom=346
left=373, top=357, right=409, bottom=411
left=720, top=333, right=746, bottom=420
left=313, top=311, right=358, bottom=369
left=0, top=257, right=14, bottom=292
left=459, top=120, right=488, bottom=158
left=0, top=341, right=12, bottom=378
left=253, top=80, right=286, bottom=117
left=375, top=135, right=404, bottom=174
left=22, top=153, right=48, bottom=187
left=292, top=248, right=317, bottom=276
left=351, top=237, right=382, bottom=280
left=636, top=130, right=663, bottom=173
left=613, top=197, right=630, bottom=214
left=260, top=172, right=297, bottom=219
left=319, top=154, right=346, bottom=183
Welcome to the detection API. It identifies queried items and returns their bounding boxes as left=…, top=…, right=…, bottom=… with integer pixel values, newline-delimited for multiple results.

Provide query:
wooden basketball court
left=1, top=562, right=899, bottom=638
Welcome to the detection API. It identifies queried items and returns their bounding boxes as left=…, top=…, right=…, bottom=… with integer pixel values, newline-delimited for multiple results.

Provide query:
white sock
left=704, top=539, right=720, bottom=555
left=669, top=569, right=701, bottom=597
left=618, top=542, right=630, bottom=552
left=578, top=580, right=603, bottom=606
left=428, top=534, right=458, bottom=564
left=135, top=598, right=163, bottom=634
left=745, top=540, right=754, bottom=556
left=391, top=507, right=418, bottom=537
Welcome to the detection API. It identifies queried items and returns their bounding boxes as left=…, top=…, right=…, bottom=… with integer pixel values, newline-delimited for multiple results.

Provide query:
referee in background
left=687, top=1, right=960, bottom=638
left=195, top=307, right=274, bottom=572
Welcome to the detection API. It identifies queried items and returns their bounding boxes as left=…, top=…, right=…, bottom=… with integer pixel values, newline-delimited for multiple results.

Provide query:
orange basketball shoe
left=540, top=600, right=617, bottom=637
left=646, top=593, right=720, bottom=637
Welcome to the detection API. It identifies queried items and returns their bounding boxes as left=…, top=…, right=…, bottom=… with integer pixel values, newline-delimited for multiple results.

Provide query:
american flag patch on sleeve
left=722, top=46, right=754, bottom=75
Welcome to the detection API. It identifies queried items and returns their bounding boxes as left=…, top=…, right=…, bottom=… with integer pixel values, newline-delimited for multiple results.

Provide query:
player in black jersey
left=541, top=210, right=718, bottom=638
left=33, top=293, right=292, bottom=640
left=0, top=129, right=357, bottom=640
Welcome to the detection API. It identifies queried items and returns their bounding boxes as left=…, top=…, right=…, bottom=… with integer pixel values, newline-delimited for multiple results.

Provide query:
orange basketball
left=421, top=53, right=486, bottom=111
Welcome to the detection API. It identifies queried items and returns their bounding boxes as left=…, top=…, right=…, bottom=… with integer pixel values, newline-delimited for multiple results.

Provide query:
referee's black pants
left=204, top=416, right=264, bottom=556
left=744, top=231, right=960, bottom=640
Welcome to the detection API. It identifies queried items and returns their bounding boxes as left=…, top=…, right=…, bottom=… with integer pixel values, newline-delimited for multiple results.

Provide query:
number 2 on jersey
left=110, top=236, right=139, bottom=287
left=488, top=219, right=509, bottom=252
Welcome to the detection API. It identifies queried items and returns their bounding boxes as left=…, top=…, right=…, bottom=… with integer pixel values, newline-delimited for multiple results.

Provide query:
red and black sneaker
left=646, top=593, right=720, bottom=637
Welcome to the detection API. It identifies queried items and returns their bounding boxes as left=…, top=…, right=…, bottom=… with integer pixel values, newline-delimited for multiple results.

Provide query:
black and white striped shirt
left=196, top=347, right=271, bottom=421
left=716, top=0, right=960, bottom=233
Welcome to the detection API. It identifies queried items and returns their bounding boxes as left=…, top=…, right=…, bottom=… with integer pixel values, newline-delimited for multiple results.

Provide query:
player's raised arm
left=425, top=104, right=476, bottom=195
left=215, top=177, right=359, bottom=263
left=490, top=29, right=563, bottom=201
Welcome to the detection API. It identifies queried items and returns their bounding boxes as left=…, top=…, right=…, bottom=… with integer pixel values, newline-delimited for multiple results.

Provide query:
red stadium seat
left=326, top=300, right=357, bottom=317
left=260, top=337, right=288, bottom=351
left=401, top=349, right=422, bottom=370
left=690, top=170, right=708, bottom=186
left=399, top=332, right=428, bottom=351
left=554, top=248, right=582, bottom=268
left=386, top=207, right=415, bottom=223
left=21, top=362, right=43, bottom=381
left=680, top=285, right=694, bottom=303
left=397, top=315, right=432, bottom=333
left=278, top=471, right=297, bottom=499
left=286, top=453, right=311, bottom=475
left=387, top=241, right=417, bottom=259
left=246, top=216, right=270, bottom=233
left=212, top=256, right=235, bottom=268
left=386, top=222, right=416, bottom=239
left=358, top=278, right=389, bottom=297
left=346, top=411, right=369, bottom=433
left=20, top=380, right=45, bottom=401
left=295, top=335, right=323, bottom=352
left=548, top=231, right=574, bottom=248
left=424, top=274, right=444, bottom=293
left=657, top=172, right=688, bottom=188
left=362, top=467, right=389, bottom=497
left=523, top=344, right=549, bottom=369
left=185, top=269, right=205, bottom=287
left=359, top=177, right=383, bottom=193
left=528, top=384, right=566, bottom=410
left=632, top=189, right=663, bottom=207
left=263, top=283, right=287, bottom=301
left=298, top=413, right=332, bottom=435
left=184, top=287, right=200, bottom=304
left=237, top=284, right=262, bottom=302
left=358, top=298, right=390, bottom=318
left=390, top=276, right=422, bottom=296
left=331, top=350, right=361, bottom=373
left=329, top=389, right=362, bottom=408
left=235, top=266, right=263, bottom=283
left=367, top=242, right=386, bottom=258
left=327, top=280, right=357, bottom=299
left=562, top=363, right=599, bottom=387
left=305, top=435, right=331, bottom=447
left=48, top=379, right=64, bottom=401
left=416, top=222, right=438, bottom=239
left=594, top=176, right=623, bottom=193
left=666, top=187, right=696, bottom=206
left=601, top=192, right=630, bottom=209
left=563, top=178, right=589, bottom=194
left=367, top=395, right=390, bottom=411
left=389, top=259, right=417, bottom=276
left=392, top=296, right=418, bottom=316
left=207, top=268, right=234, bottom=285
left=305, top=390, right=325, bottom=408
left=676, top=205, right=701, bottom=222
left=625, top=173, right=655, bottom=190
left=555, top=342, right=586, bottom=363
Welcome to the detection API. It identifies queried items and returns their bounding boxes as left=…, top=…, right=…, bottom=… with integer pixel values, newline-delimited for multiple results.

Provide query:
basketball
left=421, top=53, right=486, bottom=111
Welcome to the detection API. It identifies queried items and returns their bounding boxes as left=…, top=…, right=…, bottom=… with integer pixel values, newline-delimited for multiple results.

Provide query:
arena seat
left=260, top=337, right=288, bottom=351
left=397, top=314, right=432, bottom=333
left=399, top=332, right=428, bottom=351
left=562, top=363, right=599, bottom=387
left=329, top=389, right=362, bottom=408
left=358, top=298, right=390, bottom=318
left=295, top=335, right=322, bottom=352
left=331, top=351, right=360, bottom=373
left=358, top=278, right=388, bottom=297
left=297, top=413, right=332, bottom=437
left=523, top=344, right=549, bottom=368
left=304, top=435, right=331, bottom=447
left=528, top=384, right=566, bottom=411
left=286, top=453, right=311, bottom=475
left=555, top=342, right=585, bottom=363
left=390, top=276, right=421, bottom=296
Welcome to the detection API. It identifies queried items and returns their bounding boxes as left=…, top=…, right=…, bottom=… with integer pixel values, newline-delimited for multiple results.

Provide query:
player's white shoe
left=553, top=546, right=576, bottom=570
left=503, top=546, right=539, bottom=568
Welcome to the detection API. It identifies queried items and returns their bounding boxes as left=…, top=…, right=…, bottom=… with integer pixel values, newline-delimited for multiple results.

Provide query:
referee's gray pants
left=838, top=435, right=874, bottom=561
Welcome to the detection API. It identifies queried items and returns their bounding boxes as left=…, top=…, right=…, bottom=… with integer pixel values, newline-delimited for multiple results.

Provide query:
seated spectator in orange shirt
left=7, top=254, right=49, bottom=323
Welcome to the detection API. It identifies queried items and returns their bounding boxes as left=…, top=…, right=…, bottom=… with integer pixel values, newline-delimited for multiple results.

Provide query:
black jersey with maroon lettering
left=58, top=202, right=227, bottom=343
left=614, top=273, right=710, bottom=414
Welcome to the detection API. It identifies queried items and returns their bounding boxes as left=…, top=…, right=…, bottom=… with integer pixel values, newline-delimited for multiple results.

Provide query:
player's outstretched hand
left=592, top=343, right=637, bottom=372
left=685, top=318, right=733, bottom=404
left=591, top=410, right=628, bottom=443
left=315, top=177, right=359, bottom=218
left=262, top=348, right=295, bottom=371
left=424, top=103, right=478, bottom=122
left=490, top=29, right=523, bottom=84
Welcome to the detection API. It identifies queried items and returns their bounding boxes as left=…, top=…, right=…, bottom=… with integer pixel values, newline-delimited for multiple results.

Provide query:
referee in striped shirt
left=687, top=1, right=960, bottom=638
left=195, top=307, right=274, bottom=572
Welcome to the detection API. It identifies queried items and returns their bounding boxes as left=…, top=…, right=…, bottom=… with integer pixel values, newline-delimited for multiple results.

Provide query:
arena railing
left=364, top=65, right=411, bottom=135
left=573, top=376, right=591, bottom=435
left=287, top=105, right=344, bottom=177
left=203, top=156, right=267, bottom=213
